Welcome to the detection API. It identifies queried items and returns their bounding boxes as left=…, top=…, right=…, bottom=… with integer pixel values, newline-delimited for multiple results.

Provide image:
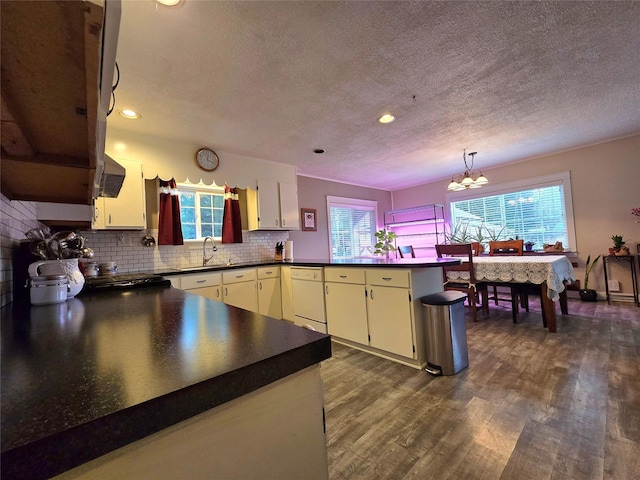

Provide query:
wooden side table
left=603, top=254, right=639, bottom=306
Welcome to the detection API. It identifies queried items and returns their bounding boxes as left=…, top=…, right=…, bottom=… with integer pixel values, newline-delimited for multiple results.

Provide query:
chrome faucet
left=202, top=236, right=217, bottom=266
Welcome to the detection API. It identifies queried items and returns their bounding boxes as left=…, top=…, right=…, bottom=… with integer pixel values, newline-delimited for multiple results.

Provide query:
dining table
left=447, top=255, right=576, bottom=332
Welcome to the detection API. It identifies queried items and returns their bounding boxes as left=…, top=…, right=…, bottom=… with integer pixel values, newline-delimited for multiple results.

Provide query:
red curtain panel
left=222, top=185, right=242, bottom=243
left=158, top=178, right=184, bottom=245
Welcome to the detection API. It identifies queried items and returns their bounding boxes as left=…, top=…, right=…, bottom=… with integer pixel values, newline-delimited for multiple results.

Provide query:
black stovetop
left=83, top=273, right=171, bottom=291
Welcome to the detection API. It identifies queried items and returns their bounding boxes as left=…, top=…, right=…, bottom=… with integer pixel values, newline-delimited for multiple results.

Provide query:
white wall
left=106, top=127, right=297, bottom=188
left=391, top=134, right=640, bottom=296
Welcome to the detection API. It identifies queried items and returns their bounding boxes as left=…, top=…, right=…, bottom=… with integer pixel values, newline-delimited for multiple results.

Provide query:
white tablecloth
left=446, top=255, right=576, bottom=301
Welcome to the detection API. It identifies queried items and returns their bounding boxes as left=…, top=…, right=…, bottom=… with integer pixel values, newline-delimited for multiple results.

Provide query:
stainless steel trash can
left=421, top=291, right=468, bottom=376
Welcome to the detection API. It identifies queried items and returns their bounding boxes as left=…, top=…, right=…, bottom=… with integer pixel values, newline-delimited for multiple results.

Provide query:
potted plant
left=373, top=229, right=397, bottom=259
left=484, top=225, right=507, bottom=243
left=524, top=241, right=535, bottom=252
left=471, top=224, right=486, bottom=253
left=445, top=221, right=472, bottom=243
left=579, top=254, right=600, bottom=302
left=274, top=242, right=284, bottom=261
left=610, top=234, right=625, bottom=255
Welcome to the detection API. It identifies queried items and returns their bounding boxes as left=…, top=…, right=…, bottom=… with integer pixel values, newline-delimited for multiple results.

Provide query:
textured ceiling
left=109, top=0, right=640, bottom=190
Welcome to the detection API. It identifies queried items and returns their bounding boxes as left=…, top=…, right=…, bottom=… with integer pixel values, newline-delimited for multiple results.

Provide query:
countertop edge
left=159, top=257, right=459, bottom=276
left=1, top=333, right=332, bottom=480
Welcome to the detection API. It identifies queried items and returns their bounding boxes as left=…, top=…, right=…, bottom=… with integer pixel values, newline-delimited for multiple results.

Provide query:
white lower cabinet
left=223, top=268, right=258, bottom=312
left=258, top=267, right=282, bottom=319
left=280, top=265, right=295, bottom=322
left=182, top=273, right=223, bottom=302
left=324, top=268, right=368, bottom=345
left=170, top=273, right=222, bottom=302
left=367, top=282, right=414, bottom=358
left=324, top=267, right=444, bottom=369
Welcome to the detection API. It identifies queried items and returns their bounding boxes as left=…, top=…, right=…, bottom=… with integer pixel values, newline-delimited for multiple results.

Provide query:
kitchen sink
left=178, top=264, right=231, bottom=272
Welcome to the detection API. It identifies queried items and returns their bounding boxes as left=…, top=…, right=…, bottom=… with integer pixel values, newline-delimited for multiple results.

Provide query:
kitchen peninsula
left=1, top=286, right=331, bottom=480
left=166, top=257, right=461, bottom=370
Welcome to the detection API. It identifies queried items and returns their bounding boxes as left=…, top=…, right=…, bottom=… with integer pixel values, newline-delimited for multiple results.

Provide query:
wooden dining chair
left=489, top=239, right=524, bottom=256
left=487, top=239, right=524, bottom=321
left=397, top=245, right=415, bottom=258
left=435, top=243, right=488, bottom=322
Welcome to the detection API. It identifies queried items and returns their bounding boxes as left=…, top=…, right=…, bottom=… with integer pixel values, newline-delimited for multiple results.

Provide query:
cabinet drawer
left=258, top=266, right=280, bottom=279
left=290, top=267, right=323, bottom=281
left=324, top=268, right=365, bottom=284
left=180, top=272, right=222, bottom=290
left=366, top=269, right=410, bottom=288
left=223, top=268, right=257, bottom=284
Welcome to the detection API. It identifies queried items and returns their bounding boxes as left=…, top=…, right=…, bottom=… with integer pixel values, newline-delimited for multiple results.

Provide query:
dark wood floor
left=321, top=298, right=640, bottom=480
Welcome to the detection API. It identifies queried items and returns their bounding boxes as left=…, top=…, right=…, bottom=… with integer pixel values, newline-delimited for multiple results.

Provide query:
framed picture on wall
left=301, top=208, right=317, bottom=231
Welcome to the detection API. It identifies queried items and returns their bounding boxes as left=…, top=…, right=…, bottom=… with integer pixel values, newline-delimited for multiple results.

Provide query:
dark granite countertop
left=1, top=286, right=331, bottom=479
left=154, top=257, right=459, bottom=277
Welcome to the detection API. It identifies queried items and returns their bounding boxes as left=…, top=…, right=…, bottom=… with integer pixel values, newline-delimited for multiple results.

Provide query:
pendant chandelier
left=447, top=149, right=489, bottom=191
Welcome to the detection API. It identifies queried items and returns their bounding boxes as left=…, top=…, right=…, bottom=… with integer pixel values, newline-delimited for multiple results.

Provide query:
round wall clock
left=195, top=148, right=220, bottom=171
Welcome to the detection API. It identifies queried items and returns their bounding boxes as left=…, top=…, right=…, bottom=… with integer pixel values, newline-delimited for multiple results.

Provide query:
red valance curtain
left=158, top=178, right=184, bottom=245
left=222, top=185, right=242, bottom=243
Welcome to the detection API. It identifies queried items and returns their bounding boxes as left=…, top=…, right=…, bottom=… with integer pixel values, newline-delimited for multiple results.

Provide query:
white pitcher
left=28, top=258, right=85, bottom=298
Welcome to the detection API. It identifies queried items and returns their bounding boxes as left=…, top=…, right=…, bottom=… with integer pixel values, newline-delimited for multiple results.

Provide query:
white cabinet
left=324, top=268, right=368, bottom=345
left=223, top=268, right=258, bottom=312
left=366, top=269, right=414, bottom=358
left=173, top=272, right=223, bottom=302
left=323, top=267, right=445, bottom=369
left=291, top=267, right=326, bottom=333
left=92, top=158, right=146, bottom=229
left=280, top=265, right=295, bottom=322
left=258, top=266, right=282, bottom=319
left=247, top=180, right=299, bottom=230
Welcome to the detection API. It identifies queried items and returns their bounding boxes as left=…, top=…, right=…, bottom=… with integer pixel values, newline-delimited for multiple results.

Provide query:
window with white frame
left=327, top=196, right=378, bottom=260
left=446, top=172, right=576, bottom=250
left=177, top=183, right=225, bottom=240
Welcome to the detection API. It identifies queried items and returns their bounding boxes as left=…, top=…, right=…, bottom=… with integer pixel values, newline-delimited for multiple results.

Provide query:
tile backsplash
left=1, top=193, right=291, bottom=307
left=77, top=229, right=291, bottom=274
left=1, top=196, right=45, bottom=308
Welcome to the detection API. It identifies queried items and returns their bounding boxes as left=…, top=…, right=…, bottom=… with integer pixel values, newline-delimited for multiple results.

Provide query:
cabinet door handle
left=236, top=275, right=244, bottom=279
left=370, top=289, right=374, bottom=300
left=217, top=289, right=220, bottom=298
left=94, top=206, right=100, bottom=220
left=339, top=275, right=347, bottom=279
left=225, top=287, right=228, bottom=296
left=265, top=270, right=273, bottom=274
left=382, top=277, right=392, bottom=281
left=282, top=219, right=286, bottom=226
left=108, top=214, right=112, bottom=224
left=259, top=282, right=262, bottom=290
left=325, top=285, right=329, bottom=294
left=275, top=219, right=279, bottom=226
left=196, top=279, right=206, bottom=284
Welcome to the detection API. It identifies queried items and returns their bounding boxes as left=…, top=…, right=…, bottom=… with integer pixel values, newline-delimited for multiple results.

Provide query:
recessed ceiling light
left=313, top=148, right=326, bottom=154
left=155, top=0, right=183, bottom=6
left=119, top=109, right=141, bottom=120
left=378, top=114, right=395, bottom=124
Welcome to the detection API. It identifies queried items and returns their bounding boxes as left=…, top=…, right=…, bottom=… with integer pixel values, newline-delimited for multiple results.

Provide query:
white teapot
left=28, top=258, right=85, bottom=298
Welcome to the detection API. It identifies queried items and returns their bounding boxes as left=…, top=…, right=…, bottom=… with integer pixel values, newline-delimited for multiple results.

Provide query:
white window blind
left=327, top=196, right=377, bottom=260
left=447, top=172, right=576, bottom=250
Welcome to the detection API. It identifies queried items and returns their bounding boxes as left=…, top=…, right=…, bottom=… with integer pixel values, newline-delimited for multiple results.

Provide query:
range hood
left=98, top=155, right=126, bottom=198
